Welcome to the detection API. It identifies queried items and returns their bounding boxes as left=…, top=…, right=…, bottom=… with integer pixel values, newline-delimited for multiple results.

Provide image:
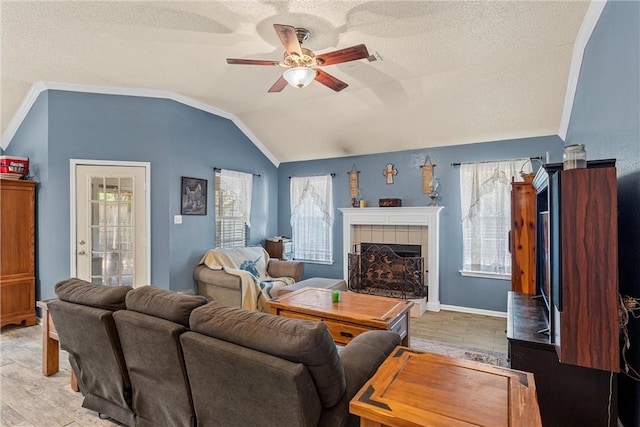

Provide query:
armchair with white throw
left=194, top=247, right=304, bottom=312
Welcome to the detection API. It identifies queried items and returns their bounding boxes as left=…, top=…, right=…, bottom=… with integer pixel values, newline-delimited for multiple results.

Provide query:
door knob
left=79, top=240, right=86, bottom=245
left=78, top=250, right=86, bottom=255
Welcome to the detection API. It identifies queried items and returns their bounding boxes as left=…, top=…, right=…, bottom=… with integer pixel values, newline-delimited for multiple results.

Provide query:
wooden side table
left=37, top=300, right=79, bottom=391
left=350, top=346, right=542, bottom=427
left=266, top=287, right=412, bottom=346
left=265, top=238, right=293, bottom=260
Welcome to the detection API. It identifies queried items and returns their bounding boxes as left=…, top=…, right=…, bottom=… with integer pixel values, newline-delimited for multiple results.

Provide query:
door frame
left=70, top=159, right=151, bottom=282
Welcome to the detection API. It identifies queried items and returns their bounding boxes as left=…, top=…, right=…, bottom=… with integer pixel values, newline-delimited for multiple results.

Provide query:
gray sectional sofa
left=49, top=278, right=401, bottom=427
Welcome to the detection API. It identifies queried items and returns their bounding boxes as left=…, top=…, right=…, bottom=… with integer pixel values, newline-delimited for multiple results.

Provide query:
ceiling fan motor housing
left=294, top=27, right=310, bottom=45
left=282, top=48, right=317, bottom=68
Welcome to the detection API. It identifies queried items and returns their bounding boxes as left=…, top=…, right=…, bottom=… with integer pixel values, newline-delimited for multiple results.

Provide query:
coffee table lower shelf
left=350, top=346, right=542, bottom=427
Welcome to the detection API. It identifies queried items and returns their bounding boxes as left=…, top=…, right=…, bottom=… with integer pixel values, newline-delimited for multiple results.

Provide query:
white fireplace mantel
left=338, top=206, right=444, bottom=312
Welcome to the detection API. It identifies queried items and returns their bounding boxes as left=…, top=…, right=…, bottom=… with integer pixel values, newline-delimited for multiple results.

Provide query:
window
left=459, top=158, right=531, bottom=277
left=215, top=169, right=252, bottom=248
left=290, top=175, right=334, bottom=264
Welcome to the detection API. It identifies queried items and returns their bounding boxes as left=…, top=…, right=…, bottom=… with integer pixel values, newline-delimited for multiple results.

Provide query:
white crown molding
left=1, top=81, right=47, bottom=151
left=558, top=0, right=608, bottom=141
left=1, top=81, right=280, bottom=167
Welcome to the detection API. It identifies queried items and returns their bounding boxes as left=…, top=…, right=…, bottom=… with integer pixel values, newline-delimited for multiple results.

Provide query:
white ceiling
left=1, top=1, right=590, bottom=163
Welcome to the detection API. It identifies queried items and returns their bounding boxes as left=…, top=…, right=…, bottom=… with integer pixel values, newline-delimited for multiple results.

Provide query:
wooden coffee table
left=266, top=287, right=412, bottom=346
left=350, top=346, right=542, bottom=427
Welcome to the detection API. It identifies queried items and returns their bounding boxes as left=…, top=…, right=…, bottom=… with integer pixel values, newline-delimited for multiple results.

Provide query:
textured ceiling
left=1, top=1, right=590, bottom=163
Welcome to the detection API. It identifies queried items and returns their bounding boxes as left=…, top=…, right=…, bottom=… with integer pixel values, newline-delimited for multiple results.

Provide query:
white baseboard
left=439, top=304, right=507, bottom=318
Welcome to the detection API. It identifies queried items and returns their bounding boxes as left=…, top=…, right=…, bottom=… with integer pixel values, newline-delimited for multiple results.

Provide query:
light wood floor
left=411, top=309, right=508, bottom=354
left=0, top=309, right=506, bottom=427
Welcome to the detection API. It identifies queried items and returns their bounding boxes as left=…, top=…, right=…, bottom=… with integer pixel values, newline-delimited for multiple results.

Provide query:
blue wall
left=2, top=93, right=50, bottom=301
left=5, top=90, right=278, bottom=300
left=565, top=1, right=640, bottom=424
left=278, top=136, right=564, bottom=312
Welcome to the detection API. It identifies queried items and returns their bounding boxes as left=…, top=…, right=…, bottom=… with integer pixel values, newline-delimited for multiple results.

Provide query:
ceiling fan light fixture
left=283, top=67, right=316, bottom=89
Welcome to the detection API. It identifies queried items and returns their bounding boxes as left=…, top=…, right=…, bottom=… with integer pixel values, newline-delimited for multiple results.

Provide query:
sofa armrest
left=267, top=259, right=304, bottom=282
left=339, top=330, right=401, bottom=400
left=193, top=265, right=242, bottom=307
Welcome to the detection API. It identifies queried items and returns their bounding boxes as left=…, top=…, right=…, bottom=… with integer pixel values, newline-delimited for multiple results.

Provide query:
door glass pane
left=119, top=203, right=132, bottom=226
left=121, top=251, right=134, bottom=275
left=91, top=228, right=103, bottom=251
left=91, top=253, right=103, bottom=275
left=119, top=229, right=133, bottom=250
left=119, top=179, right=133, bottom=200
left=89, top=176, right=135, bottom=286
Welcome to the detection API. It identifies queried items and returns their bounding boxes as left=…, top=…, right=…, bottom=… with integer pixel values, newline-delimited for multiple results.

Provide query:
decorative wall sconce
left=420, top=156, right=440, bottom=206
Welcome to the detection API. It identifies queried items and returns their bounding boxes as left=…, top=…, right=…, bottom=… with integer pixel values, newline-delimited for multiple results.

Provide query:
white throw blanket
left=199, top=247, right=294, bottom=312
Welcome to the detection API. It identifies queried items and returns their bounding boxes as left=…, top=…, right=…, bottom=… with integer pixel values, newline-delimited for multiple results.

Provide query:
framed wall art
left=181, top=176, right=207, bottom=215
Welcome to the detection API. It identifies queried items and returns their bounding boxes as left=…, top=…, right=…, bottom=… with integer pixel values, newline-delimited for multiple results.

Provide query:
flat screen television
left=533, top=211, right=551, bottom=336
left=538, top=211, right=551, bottom=310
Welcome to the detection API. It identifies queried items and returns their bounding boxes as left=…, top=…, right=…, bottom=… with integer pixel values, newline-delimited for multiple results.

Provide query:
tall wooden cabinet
left=506, top=159, right=619, bottom=426
left=510, top=179, right=536, bottom=294
left=1, top=179, right=36, bottom=327
left=532, top=160, right=619, bottom=372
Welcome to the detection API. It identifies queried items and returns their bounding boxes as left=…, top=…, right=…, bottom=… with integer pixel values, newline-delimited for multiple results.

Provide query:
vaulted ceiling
left=1, top=1, right=590, bottom=164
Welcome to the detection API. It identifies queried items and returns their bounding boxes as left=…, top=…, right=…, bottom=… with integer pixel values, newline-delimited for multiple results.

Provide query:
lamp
left=283, top=67, right=316, bottom=89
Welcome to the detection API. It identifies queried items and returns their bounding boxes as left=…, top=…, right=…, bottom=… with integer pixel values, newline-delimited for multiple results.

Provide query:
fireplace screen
left=348, top=244, right=426, bottom=299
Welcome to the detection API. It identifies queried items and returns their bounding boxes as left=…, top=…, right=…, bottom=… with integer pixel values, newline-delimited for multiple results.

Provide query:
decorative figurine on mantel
left=383, top=163, right=398, bottom=184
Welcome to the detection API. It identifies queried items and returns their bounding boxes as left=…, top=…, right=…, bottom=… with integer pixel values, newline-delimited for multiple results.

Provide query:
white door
left=75, top=164, right=148, bottom=286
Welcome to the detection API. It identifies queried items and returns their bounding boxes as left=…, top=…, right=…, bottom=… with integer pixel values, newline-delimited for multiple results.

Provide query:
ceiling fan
left=226, top=24, right=370, bottom=93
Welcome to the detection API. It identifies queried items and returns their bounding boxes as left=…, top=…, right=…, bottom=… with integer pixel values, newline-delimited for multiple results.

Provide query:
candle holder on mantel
left=428, top=177, right=440, bottom=206
left=421, top=156, right=440, bottom=206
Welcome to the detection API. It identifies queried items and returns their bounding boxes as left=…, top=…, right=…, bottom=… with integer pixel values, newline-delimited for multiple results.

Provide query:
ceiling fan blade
left=314, top=69, right=348, bottom=92
left=268, top=75, right=288, bottom=93
left=316, top=44, right=369, bottom=66
left=226, top=58, right=280, bottom=66
left=273, top=24, right=303, bottom=57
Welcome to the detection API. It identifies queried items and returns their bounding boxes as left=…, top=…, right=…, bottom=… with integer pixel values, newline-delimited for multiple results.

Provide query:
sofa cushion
left=125, top=286, right=208, bottom=327
left=189, top=302, right=345, bottom=408
left=55, top=278, right=131, bottom=311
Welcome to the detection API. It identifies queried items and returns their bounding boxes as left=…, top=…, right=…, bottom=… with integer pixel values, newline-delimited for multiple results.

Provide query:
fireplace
left=339, top=206, right=443, bottom=313
left=349, top=243, right=425, bottom=299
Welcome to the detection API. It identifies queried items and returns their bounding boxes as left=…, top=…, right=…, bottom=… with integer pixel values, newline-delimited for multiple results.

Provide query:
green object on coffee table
left=332, top=290, right=340, bottom=303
